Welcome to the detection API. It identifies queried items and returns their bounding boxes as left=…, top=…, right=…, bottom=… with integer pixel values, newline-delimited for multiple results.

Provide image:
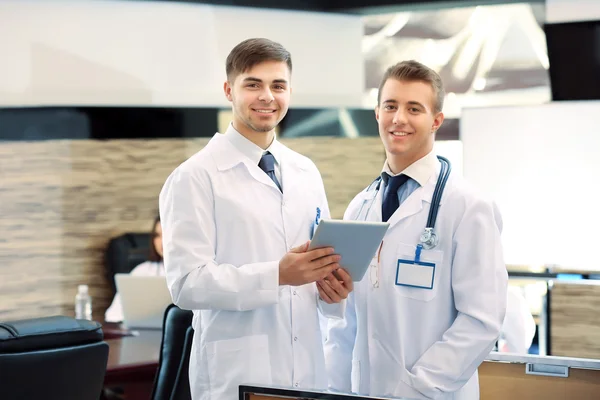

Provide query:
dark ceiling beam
left=127, top=0, right=544, bottom=14
left=128, top=0, right=328, bottom=12
left=327, top=0, right=544, bottom=15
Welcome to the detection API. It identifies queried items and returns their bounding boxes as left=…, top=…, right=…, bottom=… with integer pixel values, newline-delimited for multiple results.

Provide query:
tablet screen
left=309, top=219, right=389, bottom=281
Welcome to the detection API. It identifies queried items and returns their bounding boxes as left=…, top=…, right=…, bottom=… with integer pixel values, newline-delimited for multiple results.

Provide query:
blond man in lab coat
left=325, top=60, right=508, bottom=400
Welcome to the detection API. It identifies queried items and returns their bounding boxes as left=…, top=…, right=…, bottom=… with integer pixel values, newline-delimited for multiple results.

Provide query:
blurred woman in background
left=105, top=215, right=164, bottom=322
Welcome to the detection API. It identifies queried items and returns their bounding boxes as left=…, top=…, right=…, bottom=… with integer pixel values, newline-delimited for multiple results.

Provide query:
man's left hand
left=317, top=268, right=353, bottom=304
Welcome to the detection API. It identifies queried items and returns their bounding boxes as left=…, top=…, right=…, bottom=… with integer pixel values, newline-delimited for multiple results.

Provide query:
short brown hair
left=377, top=60, right=445, bottom=113
left=226, top=38, right=292, bottom=82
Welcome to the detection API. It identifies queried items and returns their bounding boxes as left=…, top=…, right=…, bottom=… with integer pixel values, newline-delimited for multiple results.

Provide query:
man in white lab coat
left=160, top=38, right=352, bottom=400
left=325, top=60, right=508, bottom=400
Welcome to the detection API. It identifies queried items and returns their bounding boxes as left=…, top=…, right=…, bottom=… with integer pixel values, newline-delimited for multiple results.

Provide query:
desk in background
left=105, top=328, right=161, bottom=400
left=481, top=352, right=600, bottom=400
left=240, top=352, right=600, bottom=400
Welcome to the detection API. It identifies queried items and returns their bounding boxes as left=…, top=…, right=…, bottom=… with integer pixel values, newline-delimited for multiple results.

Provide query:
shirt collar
left=224, top=123, right=282, bottom=166
left=381, top=149, right=438, bottom=187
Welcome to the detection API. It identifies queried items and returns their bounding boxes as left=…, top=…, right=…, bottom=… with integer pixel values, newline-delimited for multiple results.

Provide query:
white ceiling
left=362, top=3, right=551, bottom=117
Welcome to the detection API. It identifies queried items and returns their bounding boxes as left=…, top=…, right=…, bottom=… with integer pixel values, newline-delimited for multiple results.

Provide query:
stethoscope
left=356, top=155, right=451, bottom=250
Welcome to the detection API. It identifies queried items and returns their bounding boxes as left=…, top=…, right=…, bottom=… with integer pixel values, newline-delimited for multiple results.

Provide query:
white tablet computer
left=308, top=219, right=390, bottom=281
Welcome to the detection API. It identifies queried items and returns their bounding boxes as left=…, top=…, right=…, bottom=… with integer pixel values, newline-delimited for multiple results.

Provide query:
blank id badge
left=395, top=245, right=435, bottom=289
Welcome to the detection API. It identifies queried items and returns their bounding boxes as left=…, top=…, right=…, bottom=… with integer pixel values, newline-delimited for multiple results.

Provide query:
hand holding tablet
left=279, top=242, right=341, bottom=286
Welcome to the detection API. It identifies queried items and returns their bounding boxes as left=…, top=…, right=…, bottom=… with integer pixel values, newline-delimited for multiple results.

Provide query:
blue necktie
left=258, top=152, right=282, bottom=192
left=381, top=173, right=409, bottom=222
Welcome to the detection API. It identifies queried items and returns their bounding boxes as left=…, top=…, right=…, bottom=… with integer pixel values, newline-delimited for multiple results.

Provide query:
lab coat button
left=293, top=290, right=297, bottom=295
left=294, top=336, right=298, bottom=341
left=294, top=383, right=299, bottom=387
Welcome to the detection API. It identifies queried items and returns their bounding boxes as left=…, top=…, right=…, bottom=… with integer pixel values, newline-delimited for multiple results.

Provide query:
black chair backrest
left=105, top=232, right=151, bottom=294
left=170, top=326, right=194, bottom=400
left=0, top=315, right=108, bottom=400
left=151, top=304, right=193, bottom=400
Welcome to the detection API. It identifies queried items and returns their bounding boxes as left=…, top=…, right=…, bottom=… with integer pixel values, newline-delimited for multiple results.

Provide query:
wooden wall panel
left=550, top=282, right=600, bottom=359
left=0, top=137, right=383, bottom=321
left=1, top=141, right=72, bottom=320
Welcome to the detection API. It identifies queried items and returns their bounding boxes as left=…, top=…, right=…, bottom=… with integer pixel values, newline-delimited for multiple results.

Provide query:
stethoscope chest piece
left=419, top=227, right=438, bottom=250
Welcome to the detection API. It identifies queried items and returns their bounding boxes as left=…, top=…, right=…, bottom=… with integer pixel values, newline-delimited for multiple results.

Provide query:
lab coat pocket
left=351, top=359, right=360, bottom=394
left=394, top=242, right=443, bottom=302
left=206, top=335, right=272, bottom=396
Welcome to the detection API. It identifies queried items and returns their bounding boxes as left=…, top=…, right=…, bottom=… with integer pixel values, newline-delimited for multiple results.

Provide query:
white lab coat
left=159, top=132, right=343, bottom=400
left=325, top=162, right=508, bottom=400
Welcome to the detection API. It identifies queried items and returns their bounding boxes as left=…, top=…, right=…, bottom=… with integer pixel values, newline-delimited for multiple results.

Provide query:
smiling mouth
left=252, top=109, right=276, bottom=114
left=390, top=131, right=411, bottom=137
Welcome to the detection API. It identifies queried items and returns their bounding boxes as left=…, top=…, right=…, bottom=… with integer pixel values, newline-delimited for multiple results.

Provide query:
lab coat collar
left=385, top=162, right=440, bottom=229
left=210, top=126, right=310, bottom=192
left=381, top=149, right=438, bottom=187
left=223, top=123, right=283, bottom=166
left=211, top=124, right=285, bottom=171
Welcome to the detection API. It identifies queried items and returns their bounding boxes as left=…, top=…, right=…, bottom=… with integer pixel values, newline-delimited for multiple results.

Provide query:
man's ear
left=224, top=81, right=233, bottom=102
left=375, top=105, right=380, bottom=122
left=432, top=111, right=444, bottom=133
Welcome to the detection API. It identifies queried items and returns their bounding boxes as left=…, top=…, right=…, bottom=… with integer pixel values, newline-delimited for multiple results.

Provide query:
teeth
left=391, top=132, right=409, bottom=136
left=255, top=110, right=274, bottom=113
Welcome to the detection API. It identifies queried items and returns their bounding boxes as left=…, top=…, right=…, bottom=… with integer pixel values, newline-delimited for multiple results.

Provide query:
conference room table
left=104, top=324, right=162, bottom=400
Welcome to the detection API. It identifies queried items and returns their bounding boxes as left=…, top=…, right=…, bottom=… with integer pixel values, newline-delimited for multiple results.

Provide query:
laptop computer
left=114, top=274, right=172, bottom=329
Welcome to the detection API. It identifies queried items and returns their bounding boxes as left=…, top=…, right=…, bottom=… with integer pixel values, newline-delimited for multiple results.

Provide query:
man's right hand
left=279, top=241, right=341, bottom=286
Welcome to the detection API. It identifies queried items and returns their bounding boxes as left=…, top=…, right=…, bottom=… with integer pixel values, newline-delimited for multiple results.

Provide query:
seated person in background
left=105, top=215, right=164, bottom=322
left=497, top=285, right=536, bottom=354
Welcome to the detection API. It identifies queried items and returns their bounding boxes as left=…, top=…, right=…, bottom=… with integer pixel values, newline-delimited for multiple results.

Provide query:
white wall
left=546, top=0, right=600, bottom=24
left=0, top=0, right=364, bottom=108
left=461, top=102, right=600, bottom=269
left=434, top=140, right=463, bottom=178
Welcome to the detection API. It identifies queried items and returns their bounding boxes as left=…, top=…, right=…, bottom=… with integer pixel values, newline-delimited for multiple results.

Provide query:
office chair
left=104, top=232, right=151, bottom=295
left=151, top=304, right=193, bottom=400
left=0, top=315, right=109, bottom=400
left=170, top=326, right=194, bottom=400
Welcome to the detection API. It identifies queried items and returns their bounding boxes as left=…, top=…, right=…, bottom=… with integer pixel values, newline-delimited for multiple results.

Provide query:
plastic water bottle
left=75, top=284, right=92, bottom=320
